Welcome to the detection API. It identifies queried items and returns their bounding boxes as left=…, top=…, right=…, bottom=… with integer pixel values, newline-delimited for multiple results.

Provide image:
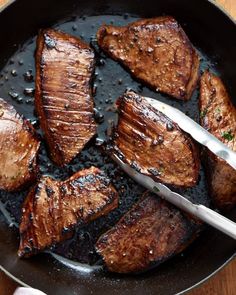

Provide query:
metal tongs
left=112, top=96, right=236, bottom=240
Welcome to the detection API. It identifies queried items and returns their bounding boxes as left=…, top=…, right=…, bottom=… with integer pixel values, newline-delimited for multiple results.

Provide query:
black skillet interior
left=0, top=0, right=236, bottom=294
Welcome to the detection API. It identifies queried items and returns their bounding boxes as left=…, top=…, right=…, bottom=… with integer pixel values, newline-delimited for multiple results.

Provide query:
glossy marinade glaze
left=110, top=90, right=200, bottom=188
left=0, top=98, right=40, bottom=191
left=97, top=16, right=200, bottom=100
left=18, top=166, right=118, bottom=257
left=96, top=192, right=200, bottom=273
left=35, top=29, right=97, bottom=166
left=200, top=71, right=236, bottom=210
left=0, top=15, right=216, bottom=266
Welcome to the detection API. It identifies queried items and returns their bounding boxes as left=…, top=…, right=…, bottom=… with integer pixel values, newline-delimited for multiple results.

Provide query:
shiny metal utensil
left=113, top=154, right=236, bottom=240
left=144, top=96, right=236, bottom=170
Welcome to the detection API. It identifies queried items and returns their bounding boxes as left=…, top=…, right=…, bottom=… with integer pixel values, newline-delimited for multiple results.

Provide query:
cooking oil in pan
left=0, top=14, right=218, bottom=267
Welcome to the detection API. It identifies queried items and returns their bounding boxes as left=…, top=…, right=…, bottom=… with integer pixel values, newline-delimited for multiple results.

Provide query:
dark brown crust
left=200, top=71, right=236, bottom=209
left=35, top=29, right=97, bottom=166
left=111, top=90, right=200, bottom=188
left=96, top=192, right=200, bottom=273
left=97, top=16, right=200, bottom=100
left=18, top=166, right=119, bottom=257
left=0, top=98, right=40, bottom=191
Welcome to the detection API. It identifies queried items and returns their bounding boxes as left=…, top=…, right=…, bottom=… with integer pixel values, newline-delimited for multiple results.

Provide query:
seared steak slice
left=200, top=71, right=236, bottom=209
left=96, top=192, right=199, bottom=273
left=18, top=166, right=118, bottom=257
left=97, top=16, right=200, bottom=100
left=0, top=98, right=40, bottom=191
left=111, top=91, right=199, bottom=188
left=35, top=29, right=97, bottom=166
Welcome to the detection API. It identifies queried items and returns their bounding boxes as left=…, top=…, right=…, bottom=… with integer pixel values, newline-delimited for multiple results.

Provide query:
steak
left=96, top=192, right=199, bottom=273
left=200, top=71, right=236, bottom=209
left=97, top=16, right=200, bottom=100
left=35, top=29, right=97, bottom=166
left=18, top=166, right=119, bottom=257
left=0, top=98, right=40, bottom=191
left=111, top=90, right=200, bottom=188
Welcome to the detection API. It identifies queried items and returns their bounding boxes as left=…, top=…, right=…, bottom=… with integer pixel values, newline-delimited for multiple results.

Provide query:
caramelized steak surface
left=111, top=91, right=199, bottom=188
left=0, top=98, right=40, bottom=191
left=35, top=29, right=96, bottom=166
left=97, top=16, right=200, bottom=100
left=200, top=71, right=236, bottom=209
left=18, top=166, right=119, bottom=257
left=96, top=192, right=199, bottom=273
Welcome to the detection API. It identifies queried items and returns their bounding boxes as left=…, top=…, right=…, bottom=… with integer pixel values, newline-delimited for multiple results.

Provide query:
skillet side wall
left=0, top=0, right=235, bottom=295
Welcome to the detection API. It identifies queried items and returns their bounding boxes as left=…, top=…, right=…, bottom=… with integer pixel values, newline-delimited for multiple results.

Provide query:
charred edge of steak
left=35, top=29, right=97, bottom=166
left=200, top=70, right=236, bottom=210
left=96, top=192, right=201, bottom=274
left=97, top=16, right=200, bottom=100
left=0, top=98, right=41, bottom=191
left=18, top=167, right=119, bottom=258
left=107, top=90, right=200, bottom=188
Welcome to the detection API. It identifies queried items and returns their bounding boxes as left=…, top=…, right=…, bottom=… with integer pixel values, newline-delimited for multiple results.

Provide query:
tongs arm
left=144, top=96, right=236, bottom=170
left=113, top=155, right=236, bottom=240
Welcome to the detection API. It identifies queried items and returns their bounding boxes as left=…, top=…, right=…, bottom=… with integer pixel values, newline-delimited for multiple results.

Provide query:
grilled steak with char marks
left=96, top=192, right=199, bottom=273
left=97, top=16, right=200, bottom=100
left=35, top=29, right=97, bottom=166
left=200, top=71, right=236, bottom=209
left=0, top=98, right=40, bottom=191
left=111, top=90, right=199, bottom=188
left=18, top=166, right=119, bottom=257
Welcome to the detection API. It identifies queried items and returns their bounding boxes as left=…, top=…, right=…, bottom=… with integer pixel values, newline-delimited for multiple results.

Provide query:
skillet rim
left=0, top=0, right=235, bottom=294
left=1, top=252, right=236, bottom=294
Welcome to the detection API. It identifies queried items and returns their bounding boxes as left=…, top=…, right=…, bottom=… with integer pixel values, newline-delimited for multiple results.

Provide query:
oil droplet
left=98, top=59, right=105, bottom=66
left=152, top=135, right=164, bottom=145
left=24, top=70, right=34, bottom=82
left=8, top=91, right=19, bottom=99
left=24, top=88, right=35, bottom=97
left=94, top=109, right=104, bottom=123
left=16, top=97, right=23, bottom=104
left=166, top=122, right=174, bottom=131
left=26, top=98, right=34, bottom=105
left=95, top=138, right=105, bottom=146
left=147, top=47, right=154, bottom=53
left=72, top=24, right=77, bottom=31
left=30, top=119, right=39, bottom=129
left=11, top=69, right=17, bottom=77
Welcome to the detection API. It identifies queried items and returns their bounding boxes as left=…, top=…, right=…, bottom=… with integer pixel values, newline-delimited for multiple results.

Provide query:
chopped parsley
left=153, top=186, right=160, bottom=193
left=222, top=131, right=234, bottom=141
left=200, top=109, right=207, bottom=118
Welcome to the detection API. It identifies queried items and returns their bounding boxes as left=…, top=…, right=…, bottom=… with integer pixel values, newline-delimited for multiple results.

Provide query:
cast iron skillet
left=0, top=0, right=236, bottom=294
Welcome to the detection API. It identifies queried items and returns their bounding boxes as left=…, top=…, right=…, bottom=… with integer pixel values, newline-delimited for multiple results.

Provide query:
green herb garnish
left=200, top=109, right=207, bottom=118
left=153, top=186, right=160, bottom=193
left=222, top=131, right=234, bottom=141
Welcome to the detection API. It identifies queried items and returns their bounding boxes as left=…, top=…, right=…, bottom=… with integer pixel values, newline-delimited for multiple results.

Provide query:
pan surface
left=0, top=0, right=236, bottom=294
